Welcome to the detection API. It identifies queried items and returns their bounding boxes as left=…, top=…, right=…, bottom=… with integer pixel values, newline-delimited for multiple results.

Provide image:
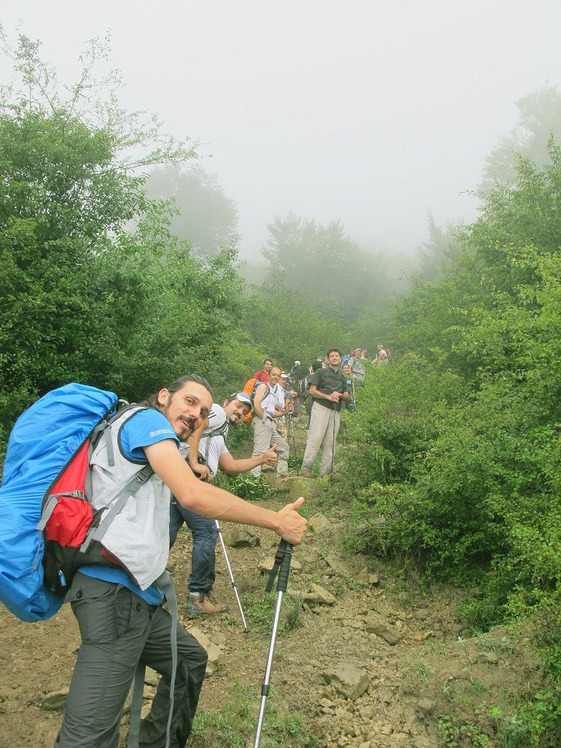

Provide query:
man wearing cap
left=250, top=367, right=292, bottom=478
left=169, top=392, right=277, bottom=617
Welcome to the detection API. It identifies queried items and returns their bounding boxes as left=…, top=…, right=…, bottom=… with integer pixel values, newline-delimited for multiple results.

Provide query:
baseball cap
left=231, top=391, right=253, bottom=411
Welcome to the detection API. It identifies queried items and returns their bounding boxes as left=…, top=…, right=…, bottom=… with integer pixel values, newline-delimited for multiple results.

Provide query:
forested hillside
left=1, top=33, right=560, bottom=747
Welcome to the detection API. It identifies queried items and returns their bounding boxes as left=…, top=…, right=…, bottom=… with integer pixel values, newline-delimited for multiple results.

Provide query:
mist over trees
left=480, top=84, right=561, bottom=193
left=2, top=27, right=561, bottom=744
left=261, top=214, right=387, bottom=320
left=144, top=165, right=239, bottom=257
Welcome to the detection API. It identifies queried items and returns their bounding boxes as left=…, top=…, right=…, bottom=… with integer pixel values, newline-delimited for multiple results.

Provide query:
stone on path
left=308, top=513, right=330, bottom=534
left=39, top=689, right=68, bottom=711
left=187, top=626, right=222, bottom=663
left=364, top=613, right=401, bottom=645
left=223, top=527, right=260, bottom=548
left=302, top=582, right=336, bottom=605
left=322, top=662, right=370, bottom=700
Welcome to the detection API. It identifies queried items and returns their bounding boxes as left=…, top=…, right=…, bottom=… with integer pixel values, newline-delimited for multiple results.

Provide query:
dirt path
left=0, top=481, right=537, bottom=747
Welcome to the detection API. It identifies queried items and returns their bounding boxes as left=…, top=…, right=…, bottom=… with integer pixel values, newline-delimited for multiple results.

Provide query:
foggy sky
left=2, top=1, right=561, bottom=260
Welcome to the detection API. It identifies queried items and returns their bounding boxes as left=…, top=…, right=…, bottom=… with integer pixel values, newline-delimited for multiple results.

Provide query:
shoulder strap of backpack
left=80, top=463, right=154, bottom=553
left=81, top=404, right=153, bottom=553
left=202, top=421, right=229, bottom=465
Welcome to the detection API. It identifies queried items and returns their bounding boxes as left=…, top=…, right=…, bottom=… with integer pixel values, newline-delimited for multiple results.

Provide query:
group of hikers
left=6, top=344, right=389, bottom=747
left=242, top=345, right=389, bottom=481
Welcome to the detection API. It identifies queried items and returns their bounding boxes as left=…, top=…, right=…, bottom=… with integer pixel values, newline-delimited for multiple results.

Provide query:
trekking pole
left=215, top=520, right=249, bottom=633
left=253, top=540, right=293, bottom=748
left=288, top=413, right=297, bottom=464
left=329, top=409, right=337, bottom=481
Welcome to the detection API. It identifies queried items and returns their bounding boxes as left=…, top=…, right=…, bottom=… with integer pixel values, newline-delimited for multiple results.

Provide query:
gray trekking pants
left=55, top=573, right=207, bottom=748
left=301, top=401, right=341, bottom=476
left=250, top=416, right=290, bottom=477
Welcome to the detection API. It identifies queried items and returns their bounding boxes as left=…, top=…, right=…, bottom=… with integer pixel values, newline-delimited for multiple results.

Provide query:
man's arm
left=218, top=446, right=277, bottom=475
left=252, top=383, right=268, bottom=419
left=144, top=440, right=307, bottom=544
left=309, top=383, right=339, bottom=403
left=186, top=416, right=211, bottom=481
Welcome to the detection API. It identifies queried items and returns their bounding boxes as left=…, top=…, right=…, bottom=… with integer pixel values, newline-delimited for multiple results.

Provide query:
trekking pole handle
left=276, top=540, right=293, bottom=593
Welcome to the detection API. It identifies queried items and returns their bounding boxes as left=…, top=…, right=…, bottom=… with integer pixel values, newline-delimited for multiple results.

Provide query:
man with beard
left=55, top=375, right=307, bottom=748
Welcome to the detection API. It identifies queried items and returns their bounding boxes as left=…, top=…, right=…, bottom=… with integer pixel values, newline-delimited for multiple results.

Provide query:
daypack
left=0, top=383, right=151, bottom=622
left=200, top=404, right=229, bottom=465
left=241, top=374, right=271, bottom=423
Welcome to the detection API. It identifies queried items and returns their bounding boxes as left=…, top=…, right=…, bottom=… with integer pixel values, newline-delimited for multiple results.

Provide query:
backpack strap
left=202, top=421, right=229, bottom=465
left=127, top=570, right=177, bottom=748
left=80, top=463, right=154, bottom=553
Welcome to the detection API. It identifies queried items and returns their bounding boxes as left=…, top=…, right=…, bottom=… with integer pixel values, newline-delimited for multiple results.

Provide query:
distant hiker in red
left=253, top=357, right=273, bottom=384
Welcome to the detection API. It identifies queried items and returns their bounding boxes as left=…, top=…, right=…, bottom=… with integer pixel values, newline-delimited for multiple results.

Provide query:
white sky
left=2, top=1, right=561, bottom=259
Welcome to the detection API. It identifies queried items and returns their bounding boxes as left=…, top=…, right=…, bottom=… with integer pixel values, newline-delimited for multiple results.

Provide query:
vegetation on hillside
left=1, top=30, right=560, bottom=746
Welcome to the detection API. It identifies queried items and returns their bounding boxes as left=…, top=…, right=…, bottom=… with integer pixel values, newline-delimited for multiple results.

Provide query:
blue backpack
left=0, top=383, right=120, bottom=622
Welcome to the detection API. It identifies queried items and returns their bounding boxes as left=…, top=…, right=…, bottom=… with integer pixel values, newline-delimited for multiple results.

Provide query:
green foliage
left=191, top=682, right=317, bottom=747
left=215, top=472, right=276, bottom=502
left=244, top=281, right=349, bottom=369
left=437, top=713, right=491, bottom=747
left=341, top=133, right=561, bottom=745
left=144, top=165, right=239, bottom=257
left=243, top=592, right=303, bottom=635
left=342, top=356, right=463, bottom=487
left=0, top=32, right=251, bottom=442
left=261, top=212, right=392, bottom=324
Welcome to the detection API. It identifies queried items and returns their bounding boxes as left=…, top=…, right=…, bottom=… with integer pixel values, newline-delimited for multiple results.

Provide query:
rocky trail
left=0, top=416, right=541, bottom=748
left=0, top=467, right=538, bottom=747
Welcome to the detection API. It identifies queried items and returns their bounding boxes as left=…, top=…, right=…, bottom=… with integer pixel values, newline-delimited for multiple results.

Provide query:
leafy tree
left=0, top=31, right=248, bottom=440
left=144, top=165, right=239, bottom=257
left=416, top=214, right=463, bottom=282
left=244, top=281, right=349, bottom=371
left=262, top=213, right=389, bottom=322
left=480, top=84, right=561, bottom=193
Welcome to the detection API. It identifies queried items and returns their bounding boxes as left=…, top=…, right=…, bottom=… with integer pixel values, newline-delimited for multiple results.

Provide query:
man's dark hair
left=263, top=357, right=273, bottom=365
left=326, top=348, right=342, bottom=358
left=143, top=374, right=213, bottom=410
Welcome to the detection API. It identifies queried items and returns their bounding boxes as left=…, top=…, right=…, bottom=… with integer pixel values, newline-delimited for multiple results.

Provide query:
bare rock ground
left=0, top=482, right=540, bottom=747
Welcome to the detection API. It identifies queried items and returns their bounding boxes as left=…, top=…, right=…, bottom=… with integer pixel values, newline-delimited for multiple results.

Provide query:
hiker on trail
left=348, top=347, right=366, bottom=383
left=239, top=357, right=274, bottom=425
left=253, top=357, right=273, bottom=384
left=250, top=367, right=291, bottom=478
left=375, top=344, right=390, bottom=364
left=169, top=392, right=277, bottom=618
left=300, top=359, right=323, bottom=435
left=300, top=349, right=350, bottom=477
left=280, top=371, right=300, bottom=418
left=341, top=362, right=356, bottom=411
left=55, top=375, right=306, bottom=748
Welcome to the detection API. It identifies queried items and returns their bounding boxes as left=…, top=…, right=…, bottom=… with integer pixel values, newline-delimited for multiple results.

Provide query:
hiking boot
left=185, top=593, right=227, bottom=618
left=299, top=468, right=312, bottom=477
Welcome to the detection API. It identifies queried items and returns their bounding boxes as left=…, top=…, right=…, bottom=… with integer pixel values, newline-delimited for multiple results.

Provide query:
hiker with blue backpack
left=0, top=375, right=307, bottom=748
